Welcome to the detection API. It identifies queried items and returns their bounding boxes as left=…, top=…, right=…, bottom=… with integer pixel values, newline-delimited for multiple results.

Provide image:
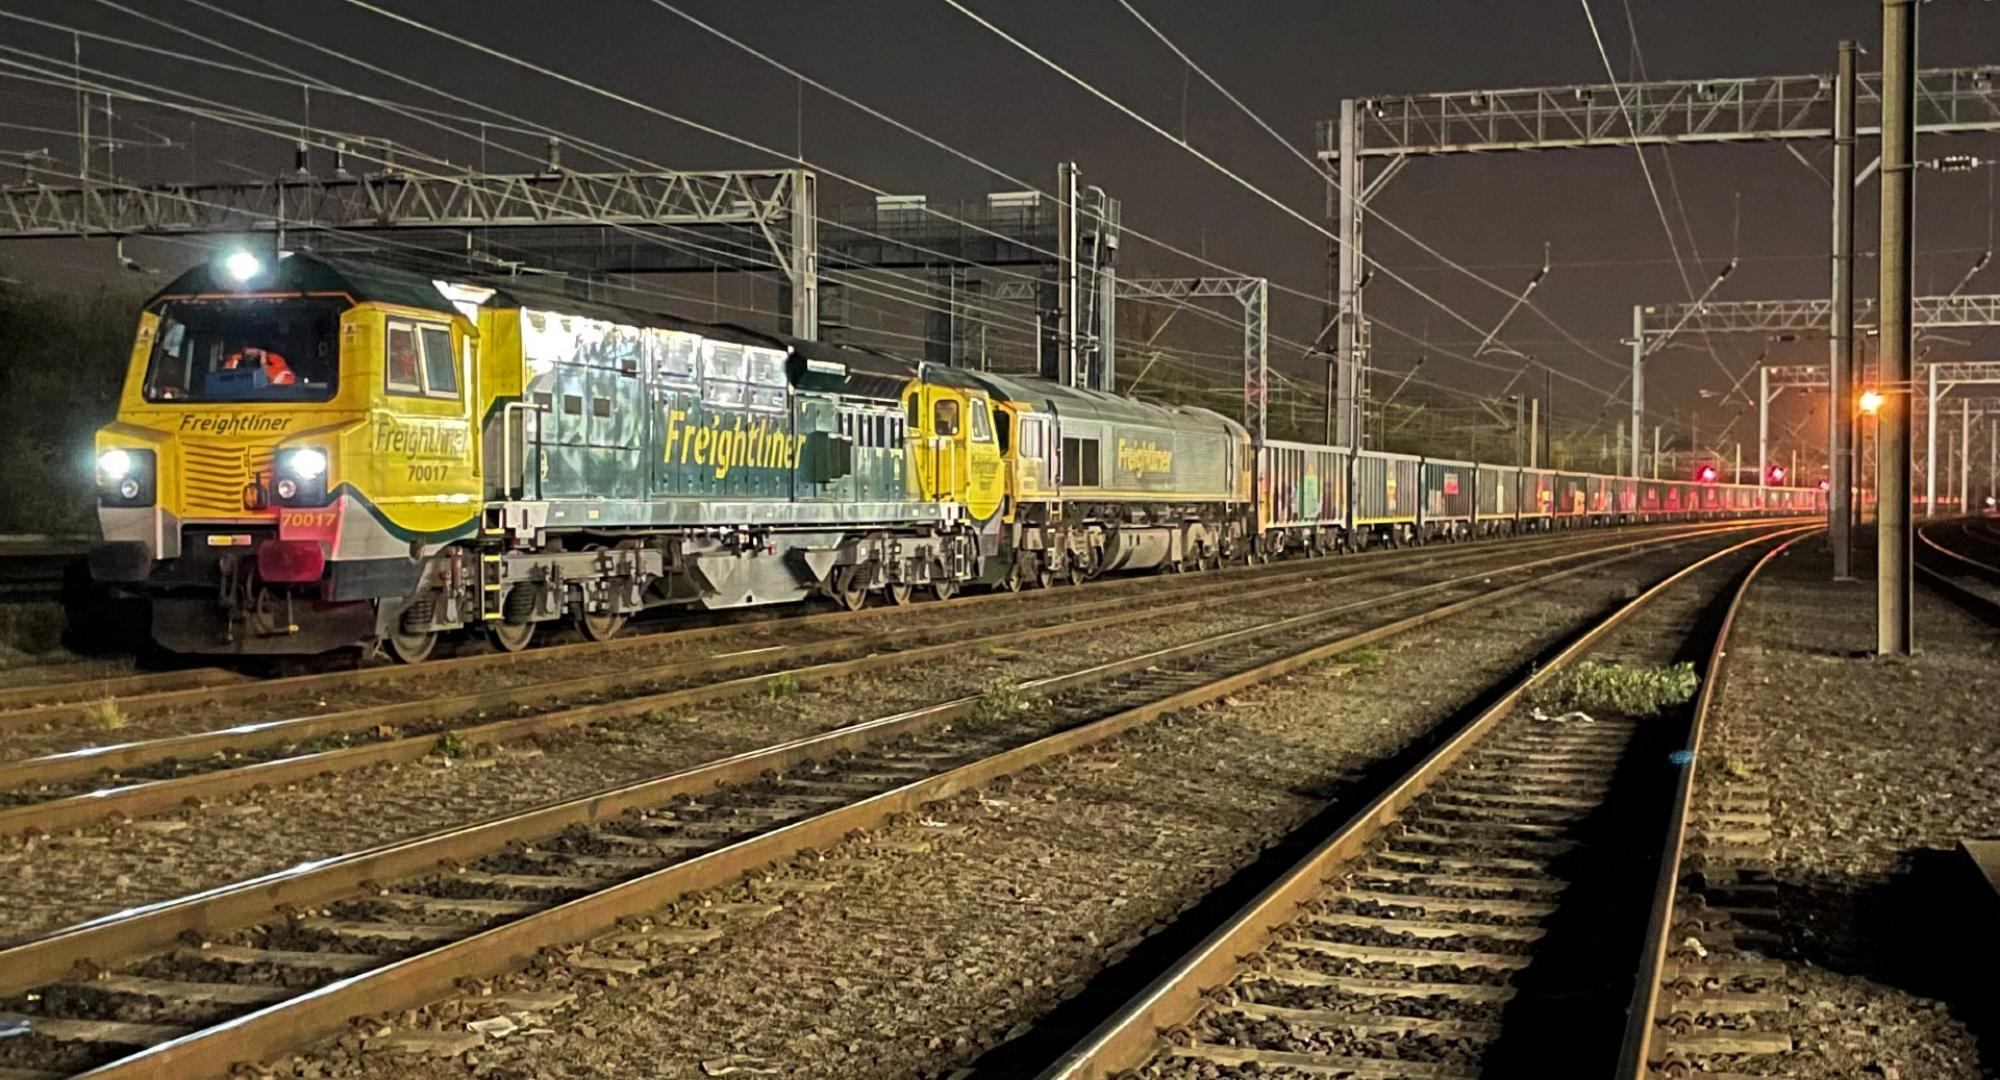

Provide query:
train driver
left=222, top=347, right=297, bottom=385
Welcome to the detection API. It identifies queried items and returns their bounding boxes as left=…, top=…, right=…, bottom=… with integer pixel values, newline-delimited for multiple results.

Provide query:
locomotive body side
left=90, top=254, right=997, bottom=658
left=974, top=373, right=1253, bottom=577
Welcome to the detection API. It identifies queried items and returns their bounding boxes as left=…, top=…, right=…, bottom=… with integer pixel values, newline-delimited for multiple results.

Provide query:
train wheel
left=999, top=563, right=1025, bottom=593
left=886, top=580, right=914, bottom=605
left=488, top=621, right=536, bottom=653
left=833, top=566, right=869, bottom=611
left=387, top=627, right=437, bottom=664
left=929, top=578, right=958, bottom=602
left=576, top=608, right=628, bottom=642
left=1033, top=562, right=1054, bottom=590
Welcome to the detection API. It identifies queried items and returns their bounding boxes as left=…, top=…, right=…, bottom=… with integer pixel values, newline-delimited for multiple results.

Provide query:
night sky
left=2, top=0, right=1997, bottom=461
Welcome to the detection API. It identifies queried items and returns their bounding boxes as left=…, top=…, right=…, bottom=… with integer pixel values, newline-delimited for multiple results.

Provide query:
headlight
left=96, top=447, right=154, bottom=507
left=282, top=448, right=328, bottom=480
left=275, top=477, right=299, bottom=500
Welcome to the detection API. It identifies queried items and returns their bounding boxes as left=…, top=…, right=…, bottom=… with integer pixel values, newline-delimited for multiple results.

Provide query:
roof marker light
left=224, top=250, right=262, bottom=283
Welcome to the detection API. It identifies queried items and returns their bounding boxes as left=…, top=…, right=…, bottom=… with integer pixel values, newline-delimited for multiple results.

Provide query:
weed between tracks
left=431, top=730, right=471, bottom=760
left=1532, top=660, right=1698, bottom=719
left=1334, top=645, right=1385, bottom=668
left=766, top=671, right=800, bottom=702
left=86, top=696, right=127, bottom=731
left=968, top=678, right=1032, bottom=727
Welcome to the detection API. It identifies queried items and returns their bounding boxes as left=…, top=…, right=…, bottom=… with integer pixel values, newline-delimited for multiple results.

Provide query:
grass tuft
left=1532, top=660, right=1698, bottom=720
left=1335, top=645, right=1385, bottom=668
left=968, top=678, right=1031, bottom=726
left=765, top=671, right=800, bottom=702
left=432, top=730, right=471, bottom=760
left=86, top=697, right=127, bottom=731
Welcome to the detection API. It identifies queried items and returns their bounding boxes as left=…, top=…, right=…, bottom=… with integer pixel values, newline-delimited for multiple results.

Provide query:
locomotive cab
left=92, top=252, right=485, bottom=657
left=904, top=380, right=1005, bottom=523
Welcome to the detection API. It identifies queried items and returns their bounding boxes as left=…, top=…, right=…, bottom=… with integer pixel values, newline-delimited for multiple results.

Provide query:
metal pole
left=1529, top=397, right=1540, bottom=469
left=1653, top=425, right=1661, bottom=479
left=1337, top=100, right=1363, bottom=449
left=1249, top=281, right=1268, bottom=444
left=1734, top=442, right=1742, bottom=486
left=1324, top=128, right=1339, bottom=447
left=1514, top=395, right=1525, bottom=465
left=1544, top=368, right=1553, bottom=468
left=1990, top=416, right=1996, bottom=509
left=1831, top=40, right=1858, bottom=578
left=1759, top=365, right=1770, bottom=487
left=1058, top=162, right=1080, bottom=389
left=1925, top=364, right=1938, bottom=518
left=1877, top=0, right=1915, bottom=655
left=787, top=171, right=818, bottom=338
left=1961, top=398, right=1971, bottom=513
left=1630, top=306, right=1645, bottom=476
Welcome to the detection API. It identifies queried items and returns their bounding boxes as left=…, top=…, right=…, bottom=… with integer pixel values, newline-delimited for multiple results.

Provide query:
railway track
left=0, top=522, right=1783, bottom=837
left=1020, top=526, right=1813, bottom=1080
left=0, top=524, right=1782, bottom=1079
left=0, top=520, right=1794, bottom=719
left=1916, top=517, right=2000, bottom=622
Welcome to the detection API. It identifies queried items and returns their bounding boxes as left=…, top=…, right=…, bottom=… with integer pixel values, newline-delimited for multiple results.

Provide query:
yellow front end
left=92, top=272, right=485, bottom=655
left=905, top=381, right=1006, bottom=523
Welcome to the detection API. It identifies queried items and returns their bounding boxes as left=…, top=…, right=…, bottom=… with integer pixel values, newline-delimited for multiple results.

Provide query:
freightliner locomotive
left=89, top=253, right=1823, bottom=661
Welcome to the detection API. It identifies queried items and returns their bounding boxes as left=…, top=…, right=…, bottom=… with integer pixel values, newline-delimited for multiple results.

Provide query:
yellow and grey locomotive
left=89, top=252, right=1824, bottom=661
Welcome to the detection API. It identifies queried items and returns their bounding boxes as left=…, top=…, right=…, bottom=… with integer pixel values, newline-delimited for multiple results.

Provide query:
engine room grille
left=180, top=442, right=273, bottom=517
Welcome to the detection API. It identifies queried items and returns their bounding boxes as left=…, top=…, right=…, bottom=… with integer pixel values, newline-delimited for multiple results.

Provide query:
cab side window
left=386, top=320, right=460, bottom=400
left=969, top=399, right=993, bottom=443
left=386, top=324, right=423, bottom=394
left=420, top=326, right=458, bottom=397
left=934, top=399, right=960, bottom=437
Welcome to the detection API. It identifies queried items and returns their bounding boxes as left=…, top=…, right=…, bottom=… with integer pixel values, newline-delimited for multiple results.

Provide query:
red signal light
left=1768, top=465, right=1787, bottom=484
left=1696, top=464, right=1718, bottom=483
left=1818, top=478, right=1831, bottom=492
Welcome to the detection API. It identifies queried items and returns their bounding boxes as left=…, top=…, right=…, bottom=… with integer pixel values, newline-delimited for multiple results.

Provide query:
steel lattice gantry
left=1317, top=63, right=2000, bottom=471
left=1120, top=277, right=1270, bottom=441
left=0, top=168, right=825, bottom=337
left=990, top=275, right=1270, bottom=437
left=1640, top=295, right=2000, bottom=336
left=1339, top=66, right=2000, bottom=156
left=1740, top=359, right=2000, bottom=516
left=1641, top=294, right=2000, bottom=494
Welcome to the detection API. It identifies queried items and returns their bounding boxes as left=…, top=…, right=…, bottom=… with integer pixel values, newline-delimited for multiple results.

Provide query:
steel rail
left=0, top=558, right=1366, bottom=784
left=0, top=668, right=247, bottom=713
left=1917, top=519, right=2000, bottom=579
left=0, top=533, right=1570, bottom=799
left=0, top=533, right=1415, bottom=728
left=0, top=519, right=1793, bottom=727
left=0, top=524, right=1781, bottom=834
left=1031, top=524, right=1815, bottom=1080
left=1615, top=532, right=1816, bottom=1076
left=1, top=529, right=1761, bottom=1079
left=1914, top=520, right=2000, bottom=624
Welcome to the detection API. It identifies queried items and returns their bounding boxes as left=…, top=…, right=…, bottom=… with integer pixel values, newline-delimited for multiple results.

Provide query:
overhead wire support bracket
left=1330, top=66, right=2000, bottom=157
